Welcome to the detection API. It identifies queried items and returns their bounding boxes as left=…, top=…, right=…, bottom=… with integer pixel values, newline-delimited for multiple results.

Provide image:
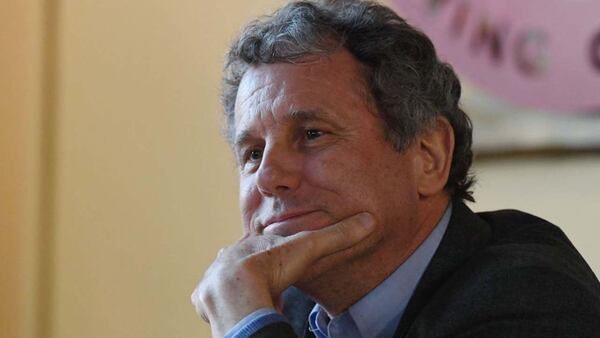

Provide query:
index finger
left=293, top=212, right=376, bottom=260
left=265, top=212, right=377, bottom=293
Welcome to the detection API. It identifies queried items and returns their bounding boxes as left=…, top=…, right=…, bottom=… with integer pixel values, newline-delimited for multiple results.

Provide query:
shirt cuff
left=224, top=308, right=288, bottom=338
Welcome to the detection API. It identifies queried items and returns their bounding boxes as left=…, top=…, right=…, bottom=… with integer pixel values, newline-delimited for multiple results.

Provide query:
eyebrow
left=289, top=108, right=332, bottom=122
left=233, top=108, right=340, bottom=150
left=233, top=130, right=257, bottom=151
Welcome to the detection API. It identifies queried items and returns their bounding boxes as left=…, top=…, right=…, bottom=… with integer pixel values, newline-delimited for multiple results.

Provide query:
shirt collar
left=309, top=203, right=452, bottom=338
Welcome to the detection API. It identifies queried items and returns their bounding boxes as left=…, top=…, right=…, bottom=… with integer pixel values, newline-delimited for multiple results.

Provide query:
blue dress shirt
left=225, top=204, right=452, bottom=338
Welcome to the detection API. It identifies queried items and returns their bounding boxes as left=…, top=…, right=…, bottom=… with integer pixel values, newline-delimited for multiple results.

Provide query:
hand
left=190, top=212, right=376, bottom=337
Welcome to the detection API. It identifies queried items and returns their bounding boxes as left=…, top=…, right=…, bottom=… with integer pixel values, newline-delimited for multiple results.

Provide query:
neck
left=296, top=194, right=450, bottom=316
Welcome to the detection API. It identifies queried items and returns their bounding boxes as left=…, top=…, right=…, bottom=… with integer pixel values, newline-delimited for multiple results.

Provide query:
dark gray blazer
left=251, top=201, right=600, bottom=337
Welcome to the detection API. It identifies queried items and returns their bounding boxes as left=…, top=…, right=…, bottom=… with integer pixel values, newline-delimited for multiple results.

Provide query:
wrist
left=206, top=275, right=276, bottom=336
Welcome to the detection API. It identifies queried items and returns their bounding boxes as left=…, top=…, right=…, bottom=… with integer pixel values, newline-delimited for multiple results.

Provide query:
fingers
left=189, top=212, right=377, bottom=334
left=294, top=212, right=376, bottom=260
left=266, top=212, right=376, bottom=289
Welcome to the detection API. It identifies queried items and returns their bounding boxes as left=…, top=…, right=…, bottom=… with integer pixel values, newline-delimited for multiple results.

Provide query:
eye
left=305, top=129, right=324, bottom=140
left=248, top=149, right=263, bottom=162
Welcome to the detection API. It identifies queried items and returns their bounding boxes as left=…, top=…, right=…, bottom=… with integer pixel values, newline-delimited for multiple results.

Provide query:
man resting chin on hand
left=192, top=213, right=378, bottom=337
left=192, top=1, right=600, bottom=337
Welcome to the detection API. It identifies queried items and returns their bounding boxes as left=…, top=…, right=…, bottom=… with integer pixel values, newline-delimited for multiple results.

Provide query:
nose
left=256, top=143, right=302, bottom=196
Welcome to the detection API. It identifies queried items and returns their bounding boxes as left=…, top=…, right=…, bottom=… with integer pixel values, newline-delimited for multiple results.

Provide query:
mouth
left=261, top=210, right=328, bottom=236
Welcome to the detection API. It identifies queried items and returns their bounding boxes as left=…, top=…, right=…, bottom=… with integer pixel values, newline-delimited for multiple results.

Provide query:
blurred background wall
left=1, top=1, right=599, bottom=338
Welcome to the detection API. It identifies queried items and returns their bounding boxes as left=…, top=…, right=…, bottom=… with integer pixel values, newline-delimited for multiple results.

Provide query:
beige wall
left=2, top=1, right=600, bottom=338
left=0, top=1, right=43, bottom=338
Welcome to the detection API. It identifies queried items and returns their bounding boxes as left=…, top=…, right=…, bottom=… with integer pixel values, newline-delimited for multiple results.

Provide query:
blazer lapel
left=394, top=201, right=492, bottom=337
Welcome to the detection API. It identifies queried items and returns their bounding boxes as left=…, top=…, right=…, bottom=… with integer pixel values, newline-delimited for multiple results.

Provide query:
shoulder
left=413, top=207, right=600, bottom=337
left=474, top=208, right=597, bottom=288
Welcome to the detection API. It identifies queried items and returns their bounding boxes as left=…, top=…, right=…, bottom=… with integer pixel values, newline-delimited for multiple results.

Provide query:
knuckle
left=298, top=236, right=316, bottom=253
left=200, top=311, right=210, bottom=323
left=190, top=284, right=212, bottom=323
left=333, top=222, right=352, bottom=239
left=238, top=255, right=257, bottom=270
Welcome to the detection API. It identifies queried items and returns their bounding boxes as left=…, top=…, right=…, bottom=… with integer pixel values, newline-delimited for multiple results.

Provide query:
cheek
left=239, top=176, right=260, bottom=232
left=303, top=154, right=344, bottom=189
left=306, top=145, right=416, bottom=222
left=303, top=152, right=373, bottom=210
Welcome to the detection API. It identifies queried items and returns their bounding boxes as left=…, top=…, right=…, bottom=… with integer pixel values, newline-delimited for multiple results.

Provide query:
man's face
left=232, top=50, right=422, bottom=279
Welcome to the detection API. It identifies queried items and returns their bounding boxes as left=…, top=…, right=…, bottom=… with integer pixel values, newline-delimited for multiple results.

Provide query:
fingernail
left=358, top=212, right=375, bottom=229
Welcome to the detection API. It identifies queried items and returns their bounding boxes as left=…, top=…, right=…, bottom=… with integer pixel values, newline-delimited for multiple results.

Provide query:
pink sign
left=390, top=0, right=600, bottom=112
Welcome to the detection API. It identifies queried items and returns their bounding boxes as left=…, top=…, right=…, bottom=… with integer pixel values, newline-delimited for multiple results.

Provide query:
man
left=191, top=1, right=600, bottom=337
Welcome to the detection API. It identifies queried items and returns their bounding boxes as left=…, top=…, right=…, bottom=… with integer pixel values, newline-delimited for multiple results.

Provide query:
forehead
left=233, top=50, right=371, bottom=135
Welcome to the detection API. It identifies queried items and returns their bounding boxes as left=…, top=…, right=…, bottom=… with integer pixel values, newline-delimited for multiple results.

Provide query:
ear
left=414, top=117, right=454, bottom=198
